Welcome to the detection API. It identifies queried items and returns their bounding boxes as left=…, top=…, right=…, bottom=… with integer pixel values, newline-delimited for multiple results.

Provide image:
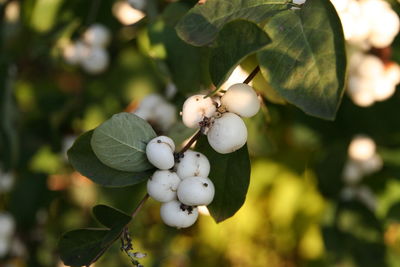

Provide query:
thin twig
left=243, top=66, right=260, bottom=84
left=131, top=193, right=150, bottom=218
left=178, top=130, right=202, bottom=155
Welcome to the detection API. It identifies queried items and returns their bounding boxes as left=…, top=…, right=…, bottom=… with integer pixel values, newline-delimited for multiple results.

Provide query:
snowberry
left=293, top=0, right=306, bottom=5
left=181, top=95, right=217, bottom=128
left=134, top=94, right=177, bottom=132
left=176, top=150, right=210, bottom=179
left=83, top=24, right=111, bottom=47
left=63, top=41, right=89, bottom=65
left=160, top=200, right=198, bottom=228
left=342, top=160, right=363, bottom=184
left=146, top=136, right=175, bottom=170
left=127, top=0, right=146, bottom=11
left=207, top=112, right=247, bottom=154
left=221, top=83, right=260, bottom=118
left=0, top=213, right=15, bottom=238
left=153, top=102, right=177, bottom=131
left=81, top=47, right=109, bottom=74
left=147, top=170, right=181, bottom=202
left=348, top=135, right=376, bottom=161
left=177, top=176, right=215, bottom=206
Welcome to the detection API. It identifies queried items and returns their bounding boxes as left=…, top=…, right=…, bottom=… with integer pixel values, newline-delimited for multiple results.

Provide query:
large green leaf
left=91, top=113, right=157, bottom=172
left=175, top=0, right=290, bottom=46
left=196, top=136, right=251, bottom=223
left=257, top=0, right=346, bottom=120
left=68, top=130, right=153, bottom=187
left=143, top=3, right=211, bottom=94
left=59, top=205, right=131, bottom=266
left=210, top=20, right=271, bottom=88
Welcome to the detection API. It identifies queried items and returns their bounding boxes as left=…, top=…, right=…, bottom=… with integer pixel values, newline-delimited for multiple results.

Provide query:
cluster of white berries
left=182, top=83, right=260, bottom=154
left=341, top=135, right=382, bottom=211
left=0, top=212, right=15, bottom=257
left=145, top=136, right=215, bottom=228
left=63, top=24, right=111, bottom=74
left=347, top=52, right=400, bottom=107
left=331, top=0, right=400, bottom=49
left=343, top=135, right=383, bottom=184
left=133, top=94, right=177, bottom=132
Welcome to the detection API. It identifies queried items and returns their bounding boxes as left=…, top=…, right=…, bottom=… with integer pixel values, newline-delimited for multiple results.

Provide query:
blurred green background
left=1, top=0, right=400, bottom=266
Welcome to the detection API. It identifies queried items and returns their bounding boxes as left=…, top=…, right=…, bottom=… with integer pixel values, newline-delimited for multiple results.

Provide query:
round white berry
left=348, top=135, right=376, bottom=161
left=153, top=102, right=177, bottom=131
left=146, top=136, right=175, bottom=170
left=147, top=170, right=181, bottom=202
left=221, top=83, right=260, bottom=118
left=81, top=47, right=109, bottom=74
left=207, top=112, right=247, bottom=154
left=63, top=41, right=89, bottom=65
left=176, top=150, right=210, bottom=179
left=181, top=95, right=217, bottom=128
left=83, top=24, right=111, bottom=47
left=127, top=0, right=146, bottom=10
left=0, top=213, right=15, bottom=238
left=293, top=0, right=306, bottom=5
left=177, top=176, right=215, bottom=206
left=160, top=200, right=198, bottom=228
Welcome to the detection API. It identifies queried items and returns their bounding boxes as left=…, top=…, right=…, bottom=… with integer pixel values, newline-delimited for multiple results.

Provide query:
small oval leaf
left=93, top=205, right=131, bottom=229
left=91, top=113, right=157, bottom=172
left=68, top=130, right=153, bottom=187
left=59, top=229, right=111, bottom=266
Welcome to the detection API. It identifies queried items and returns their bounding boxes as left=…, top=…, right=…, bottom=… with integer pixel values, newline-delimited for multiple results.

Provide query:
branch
left=177, top=130, right=202, bottom=156
left=131, top=193, right=150, bottom=218
left=243, top=66, right=260, bottom=84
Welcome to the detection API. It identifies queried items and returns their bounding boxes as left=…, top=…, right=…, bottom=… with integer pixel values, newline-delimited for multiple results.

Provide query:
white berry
left=147, top=170, right=181, bottom=202
left=176, top=150, right=210, bottom=179
left=221, top=83, right=260, bottom=118
left=348, top=135, right=376, bottom=161
left=0, top=213, right=15, bottom=238
left=146, top=136, right=175, bottom=170
left=160, top=200, right=198, bottom=228
left=83, top=24, right=111, bottom=47
left=177, top=176, right=215, bottom=206
left=63, top=41, right=89, bottom=65
left=182, top=95, right=217, bottom=128
left=207, top=112, right=247, bottom=154
left=81, top=47, right=109, bottom=74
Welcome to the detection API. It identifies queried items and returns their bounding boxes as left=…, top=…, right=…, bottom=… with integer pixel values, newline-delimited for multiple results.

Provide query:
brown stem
left=178, top=130, right=202, bottom=155
left=243, top=66, right=260, bottom=84
left=131, top=193, right=150, bottom=218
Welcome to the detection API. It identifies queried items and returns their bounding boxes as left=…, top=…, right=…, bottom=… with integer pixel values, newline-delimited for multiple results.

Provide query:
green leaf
left=387, top=202, right=400, bottom=222
left=68, top=130, right=153, bottom=187
left=92, top=205, right=131, bottom=229
left=175, top=0, right=290, bottom=46
left=91, top=113, right=157, bottom=172
left=146, top=3, right=211, bottom=94
left=257, top=0, right=346, bottom=120
left=59, top=205, right=132, bottom=266
left=210, top=20, right=271, bottom=88
left=59, top=229, right=114, bottom=266
left=196, top=136, right=251, bottom=223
